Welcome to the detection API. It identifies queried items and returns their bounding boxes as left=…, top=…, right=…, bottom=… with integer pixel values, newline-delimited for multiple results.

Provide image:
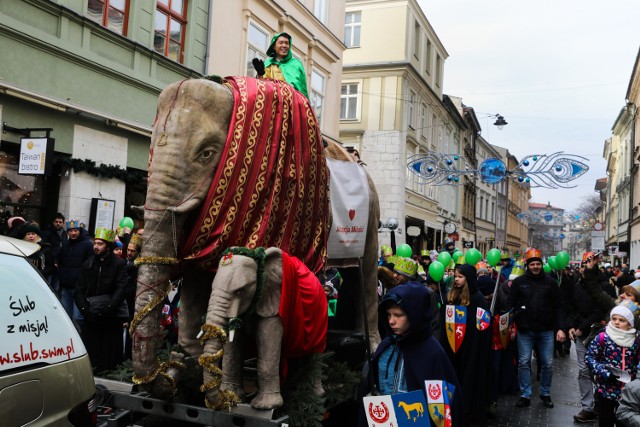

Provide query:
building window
left=314, top=0, right=328, bottom=24
left=413, top=20, right=420, bottom=58
left=426, top=40, right=432, bottom=74
left=247, top=21, right=269, bottom=76
left=311, top=69, right=325, bottom=127
left=344, top=12, right=361, bottom=48
left=408, top=91, right=415, bottom=129
left=154, top=0, right=187, bottom=63
left=435, top=54, right=442, bottom=88
left=340, top=83, right=359, bottom=120
left=419, top=104, right=426, bottom=140
left=87, top=0, right=129, bottom=35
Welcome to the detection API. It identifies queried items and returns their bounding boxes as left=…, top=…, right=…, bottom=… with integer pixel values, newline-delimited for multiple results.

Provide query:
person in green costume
left=252, top=32, right=309, bottom=99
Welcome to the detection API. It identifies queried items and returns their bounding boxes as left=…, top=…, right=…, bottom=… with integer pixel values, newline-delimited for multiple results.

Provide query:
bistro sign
left=18, top=137, right=54, bottom=175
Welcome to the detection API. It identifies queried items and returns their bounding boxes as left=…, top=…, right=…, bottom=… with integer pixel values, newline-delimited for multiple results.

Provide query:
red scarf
left=180, top=77, right=329, bottom=273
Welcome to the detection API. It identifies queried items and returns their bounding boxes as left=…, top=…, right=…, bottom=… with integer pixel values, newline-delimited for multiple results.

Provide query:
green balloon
left=548, top=256, right=558, bottom=270
left=429, top=261, right=445, bottom=282
left=543, top=263, right=551, bottom=273
left=452, top=251, right=463, bottom=262
left=397, top=243, right=412, bottom=258
left=465, top=248, right=482, bottom=266
left=119, top=217, right=134, bottom=229
left=486, top=248, right=502, bottom=267
left=556, top=251, right=570, bottom=269
left=437, top=252, right=452, bottom=268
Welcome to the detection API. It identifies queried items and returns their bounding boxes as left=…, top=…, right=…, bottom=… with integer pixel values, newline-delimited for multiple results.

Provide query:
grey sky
left=418, top=0, right=640, bottom=212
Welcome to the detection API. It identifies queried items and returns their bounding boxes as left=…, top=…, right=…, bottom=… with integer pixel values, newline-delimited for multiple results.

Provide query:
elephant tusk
left=197, top=330, right=204, bottom=340
left=228, top=329, right=235, bottom=343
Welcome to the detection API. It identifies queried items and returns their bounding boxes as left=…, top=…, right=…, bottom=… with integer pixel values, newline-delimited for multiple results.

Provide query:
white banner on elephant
left=326, top=158, right=370, bottom=259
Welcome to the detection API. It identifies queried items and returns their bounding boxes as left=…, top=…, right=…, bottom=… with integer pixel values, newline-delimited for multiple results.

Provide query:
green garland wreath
left=56, top=157, right=146, bottom=184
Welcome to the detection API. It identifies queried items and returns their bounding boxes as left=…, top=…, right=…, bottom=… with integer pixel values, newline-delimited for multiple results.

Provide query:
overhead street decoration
left=407, top=152, right=589, bottom=189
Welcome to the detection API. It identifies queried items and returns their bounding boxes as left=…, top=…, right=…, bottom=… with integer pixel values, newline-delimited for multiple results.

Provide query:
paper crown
left=129, top=233, right=142, bottom=249
left=475, top=261, right=488, bottom=271
left=525, top=247, right=542, bottom=261
left=618, top=299, right=640, bottom=316
left=393, top=257, right=419, bottom=278
left=381, top=245, right=393, bottom=256
left=94, top=227, right=116, bottom=243
left=66, top=220, right=84, bottom=230
left=420, top=249, right=429, bottom=257
left=582, top=251, right=595, bottom=262
left=511, top=265, right=526, bottom=278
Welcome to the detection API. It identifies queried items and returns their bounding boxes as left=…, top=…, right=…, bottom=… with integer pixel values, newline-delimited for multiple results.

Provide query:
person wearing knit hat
left=610, top=304, right=635, bottom=327
left=585, top=301, right=640, bottom=426
left=19, top=222, right=54, bottom=278
left=7, top=216, right=26, bottom=238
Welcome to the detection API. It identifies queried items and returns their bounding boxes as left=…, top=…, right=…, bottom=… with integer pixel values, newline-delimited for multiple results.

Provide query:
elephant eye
left=201, top=149, right=214, bottom=160
left=235, top=289, right=244, bottom=296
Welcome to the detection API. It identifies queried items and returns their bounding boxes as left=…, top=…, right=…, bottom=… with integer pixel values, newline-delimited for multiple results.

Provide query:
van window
left=0, top=254, right=87, bottom=372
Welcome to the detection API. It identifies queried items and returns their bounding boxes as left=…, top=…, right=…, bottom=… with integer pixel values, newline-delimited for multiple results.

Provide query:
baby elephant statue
left=198, top=246, right=328, bottom=411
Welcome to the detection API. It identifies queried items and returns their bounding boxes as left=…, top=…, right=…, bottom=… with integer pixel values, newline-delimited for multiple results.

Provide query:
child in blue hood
left=360, top=283, right=463, bottom=426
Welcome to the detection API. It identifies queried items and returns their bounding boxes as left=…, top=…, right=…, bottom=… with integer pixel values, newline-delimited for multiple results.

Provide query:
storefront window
left=0, top=150, right=45, bottom=225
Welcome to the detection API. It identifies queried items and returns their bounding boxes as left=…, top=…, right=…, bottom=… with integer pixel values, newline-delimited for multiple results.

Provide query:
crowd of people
left=5, top=213, right=178, bottom=375
left=350, top=240, right=640, bottom=426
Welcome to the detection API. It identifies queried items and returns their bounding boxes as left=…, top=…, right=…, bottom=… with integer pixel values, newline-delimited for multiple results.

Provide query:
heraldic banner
left=363, top=390, right=429, bottom=426
left=445, top=304, right=466, bottom=353
left=425, top=380, right=455, bottom=427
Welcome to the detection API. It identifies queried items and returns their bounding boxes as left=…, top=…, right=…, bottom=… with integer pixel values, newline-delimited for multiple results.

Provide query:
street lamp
left=493, top=115, right=508, bottom=130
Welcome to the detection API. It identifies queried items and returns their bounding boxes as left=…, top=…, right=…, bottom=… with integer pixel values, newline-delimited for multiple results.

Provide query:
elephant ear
left=256, top=247, right=283, bottom=318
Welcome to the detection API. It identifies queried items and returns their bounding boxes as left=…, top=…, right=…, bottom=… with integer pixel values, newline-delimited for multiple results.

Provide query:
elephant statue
left=130, top=76, right=380, bottom=406
left=200, top=246, right=327, bottom=410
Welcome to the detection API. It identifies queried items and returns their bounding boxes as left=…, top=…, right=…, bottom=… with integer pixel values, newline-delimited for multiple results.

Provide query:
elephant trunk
left=131, top=208, right=187, bottom=397
left=200, top=289, right=240, bottom=410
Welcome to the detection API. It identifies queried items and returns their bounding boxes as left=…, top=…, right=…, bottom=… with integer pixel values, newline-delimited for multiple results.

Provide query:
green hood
left=266, top=32, right=293, bottom=62
left=264, top=32, right=308, bottom=98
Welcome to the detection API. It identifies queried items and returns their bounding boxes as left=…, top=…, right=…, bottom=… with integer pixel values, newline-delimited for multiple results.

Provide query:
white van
left=0, top=236, right=96, bottom=426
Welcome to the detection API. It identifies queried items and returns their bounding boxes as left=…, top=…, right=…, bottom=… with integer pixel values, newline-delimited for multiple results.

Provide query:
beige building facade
left=208, top=0, right=345, bottom=140
left=625, top=49, right=640, bottom=269
left=340, top=0, right=466, bottom=253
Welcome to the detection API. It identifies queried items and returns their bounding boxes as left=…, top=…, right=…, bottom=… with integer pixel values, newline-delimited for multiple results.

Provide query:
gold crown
left=393, top=257, right=418, bottom=278
left=129, top=233, right=142, bottom=249
left=66, top=220, right=84, bottom=230
left=94, top=227, right=116, bottom=243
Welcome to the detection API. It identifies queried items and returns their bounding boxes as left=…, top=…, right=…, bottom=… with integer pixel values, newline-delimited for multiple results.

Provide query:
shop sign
left=18, top=137, right=54, bottom=175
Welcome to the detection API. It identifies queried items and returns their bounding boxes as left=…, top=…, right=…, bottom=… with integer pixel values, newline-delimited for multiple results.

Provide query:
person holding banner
left=441, top=263, right=492, bottom=424
left=360, top=283, right=462, bottom=427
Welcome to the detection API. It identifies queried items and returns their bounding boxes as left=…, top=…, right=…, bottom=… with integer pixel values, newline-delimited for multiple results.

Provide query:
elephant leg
left=178, top=269, right=213, bottom=357
left=220, top=330, right=246, bottom=399
left=251, top=316, right=284, bottom=409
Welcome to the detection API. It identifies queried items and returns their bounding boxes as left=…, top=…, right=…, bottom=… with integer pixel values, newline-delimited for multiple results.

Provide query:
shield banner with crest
left=425, top=380, right=453, bottom=427
left=499, top=310, right=513, bottom=348
left=445, top=304, right=466, bottom=353
left=476, top=307, right=490, bottom=331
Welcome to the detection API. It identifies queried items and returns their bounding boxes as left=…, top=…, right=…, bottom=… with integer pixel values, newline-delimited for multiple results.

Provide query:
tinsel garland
left=57, top=156, right=146, bottom=184
left=131, top=358, right=186, bottom=397
left=129, top=286, right=170, bottom=335
left=134, top=256, right=179, bottom=266
left=198, top=324, right=241, bottom=411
